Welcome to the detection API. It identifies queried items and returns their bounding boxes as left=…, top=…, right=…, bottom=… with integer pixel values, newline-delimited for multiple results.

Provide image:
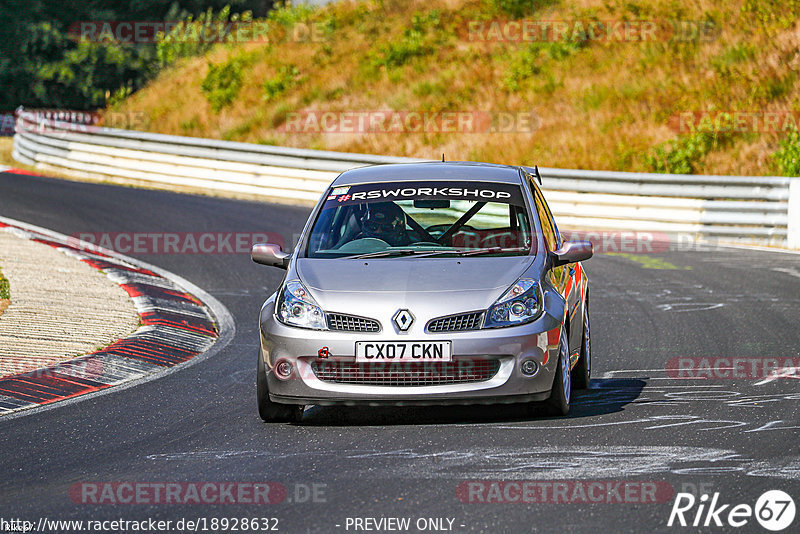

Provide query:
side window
left=538, top=187, right=561, bottom=250
left=530, top=180, right=558, bottom=251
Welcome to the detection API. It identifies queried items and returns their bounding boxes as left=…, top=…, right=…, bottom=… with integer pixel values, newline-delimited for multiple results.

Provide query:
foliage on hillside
left=111, top=0, right=800, bottom=176
left=0, top=0, right=275, bottom=110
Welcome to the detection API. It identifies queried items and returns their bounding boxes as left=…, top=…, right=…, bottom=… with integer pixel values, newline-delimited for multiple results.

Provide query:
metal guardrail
left=12, top=109, right=799, bottom=248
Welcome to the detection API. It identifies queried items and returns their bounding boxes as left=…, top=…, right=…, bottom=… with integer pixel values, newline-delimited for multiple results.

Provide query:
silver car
left=252, top=162, right=592, bottom=422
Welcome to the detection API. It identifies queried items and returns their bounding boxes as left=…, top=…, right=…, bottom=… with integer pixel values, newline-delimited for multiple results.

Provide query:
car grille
left=326, top=313, right=381, bottom=332
left=310, top=359, right=500, bottom=386
left=427, top=312, right=484, bottom=332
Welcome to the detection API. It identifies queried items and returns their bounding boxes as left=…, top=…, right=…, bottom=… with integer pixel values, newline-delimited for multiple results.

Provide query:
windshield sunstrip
left=325, top=180, right=525, bottom=206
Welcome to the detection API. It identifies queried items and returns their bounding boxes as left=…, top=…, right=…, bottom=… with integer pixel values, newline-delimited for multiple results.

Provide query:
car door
left=529, top=178, right=582, bottom=365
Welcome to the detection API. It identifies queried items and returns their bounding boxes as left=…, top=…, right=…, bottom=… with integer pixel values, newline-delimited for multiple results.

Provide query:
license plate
left=355, top=341, right=452, bottom=362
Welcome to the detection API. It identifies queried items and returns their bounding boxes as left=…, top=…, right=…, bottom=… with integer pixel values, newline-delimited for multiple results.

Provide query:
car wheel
left=257, top=352, right=304, bottom=423
left=571, top=292, right=591, bottom=390
left=544, top=327, right=571, bottom=416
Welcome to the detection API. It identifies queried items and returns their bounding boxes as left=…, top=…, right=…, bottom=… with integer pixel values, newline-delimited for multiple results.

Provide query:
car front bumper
left=259, top=297, right=565, bottom=406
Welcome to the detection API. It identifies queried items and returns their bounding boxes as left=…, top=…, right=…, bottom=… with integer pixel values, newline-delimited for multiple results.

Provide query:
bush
left=772, top=129, right=800, bottom=176
left=17, top=22, right=154, bottom=109
left=201, top=57, right=244, bottom=112
left=1, top=3, right=266, bottom=111
left=0, top=269, right=9, bottom=300
left=156, top=7, right=253, bottom=69
left=263, top=65, right=301, bottom=102
left=741, top=0, right=800, bottom=34
left=504, top=40, right=585, bottom=92
left=268, top=2, right=316, bottom=27
left=645, top=116, right=737, bottom=174
left=372, top=11, right=440, bottom=68
left=375, top=32, right=432, bottom=68
left=486, top=0, right=558, bottom=18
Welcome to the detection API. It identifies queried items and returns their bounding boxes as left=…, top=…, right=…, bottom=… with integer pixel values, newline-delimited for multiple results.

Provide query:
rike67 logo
left=668, top=490, right=796, bottom=531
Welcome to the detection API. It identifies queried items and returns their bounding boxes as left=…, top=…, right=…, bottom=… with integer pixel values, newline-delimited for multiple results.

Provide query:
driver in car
left=359, top=202, right=411, bottom=247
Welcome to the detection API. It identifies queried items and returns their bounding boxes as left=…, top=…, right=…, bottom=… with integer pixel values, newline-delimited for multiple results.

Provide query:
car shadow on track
left=292, top=378, right=646, bottom=426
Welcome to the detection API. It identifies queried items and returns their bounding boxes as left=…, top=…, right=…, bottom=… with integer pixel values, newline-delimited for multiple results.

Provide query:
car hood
left=295, top=257, right=533, bottom=321
left=298, top=257, right=532, bottom=293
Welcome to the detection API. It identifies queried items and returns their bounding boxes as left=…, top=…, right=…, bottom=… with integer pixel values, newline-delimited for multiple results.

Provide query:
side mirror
left=551, top=240, right=593, bottom=268
left=251, top=243, right=290, bottom=269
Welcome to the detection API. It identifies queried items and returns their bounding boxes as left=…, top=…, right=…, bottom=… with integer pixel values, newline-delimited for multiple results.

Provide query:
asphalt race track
left=1, top=171, right=799, bottom=533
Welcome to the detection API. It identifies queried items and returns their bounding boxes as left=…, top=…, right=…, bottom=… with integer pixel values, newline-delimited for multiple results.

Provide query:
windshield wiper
left=348, top=249, right=457, bottom=259
left=348, top=247, right=528, bottom=259
left=452, top=246, right=530, bottom=256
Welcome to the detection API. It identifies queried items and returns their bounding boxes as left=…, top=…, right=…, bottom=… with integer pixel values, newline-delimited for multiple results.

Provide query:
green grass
left=0, top=268, right=9, bottom=300
left=606, top=253, right=692, bottom=270
left=201, top=57, right=245, bottom=112
left=644, top=119, right=739, bottom=174
left=772, top=128, right=800, bottom=175
left=263, top=65, right=302, bottom=102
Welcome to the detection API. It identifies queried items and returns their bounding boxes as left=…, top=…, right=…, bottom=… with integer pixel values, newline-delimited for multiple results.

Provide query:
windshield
left=306, top=180, right=534, bottom=258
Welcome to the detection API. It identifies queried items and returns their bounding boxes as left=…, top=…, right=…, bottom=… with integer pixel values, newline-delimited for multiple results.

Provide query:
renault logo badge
left=392, top=309, right=414, bottom=331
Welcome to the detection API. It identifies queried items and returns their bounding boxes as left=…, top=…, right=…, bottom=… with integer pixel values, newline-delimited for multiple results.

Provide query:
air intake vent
left=427, top=312, right=484, bottom=332
left=326, top=313, right=381, bottom=332
left=311, top=359, right=500, bottom=386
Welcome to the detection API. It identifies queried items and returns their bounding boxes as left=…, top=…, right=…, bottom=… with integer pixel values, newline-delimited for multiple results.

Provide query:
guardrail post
left=789, top=178, right=800, bottom=250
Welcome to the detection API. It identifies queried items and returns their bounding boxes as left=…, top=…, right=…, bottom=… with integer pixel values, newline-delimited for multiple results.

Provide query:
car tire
left=257, top=352, right=304, bottom=423
left=571, top=292, right=591, bottom=390
left=544, top=327, right=571, bottom=416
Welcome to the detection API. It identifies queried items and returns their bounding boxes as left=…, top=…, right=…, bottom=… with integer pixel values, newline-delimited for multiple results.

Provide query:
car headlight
left=484, top=278, right=543, bottom=328
left=276, top=280, right=327, bottom=330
